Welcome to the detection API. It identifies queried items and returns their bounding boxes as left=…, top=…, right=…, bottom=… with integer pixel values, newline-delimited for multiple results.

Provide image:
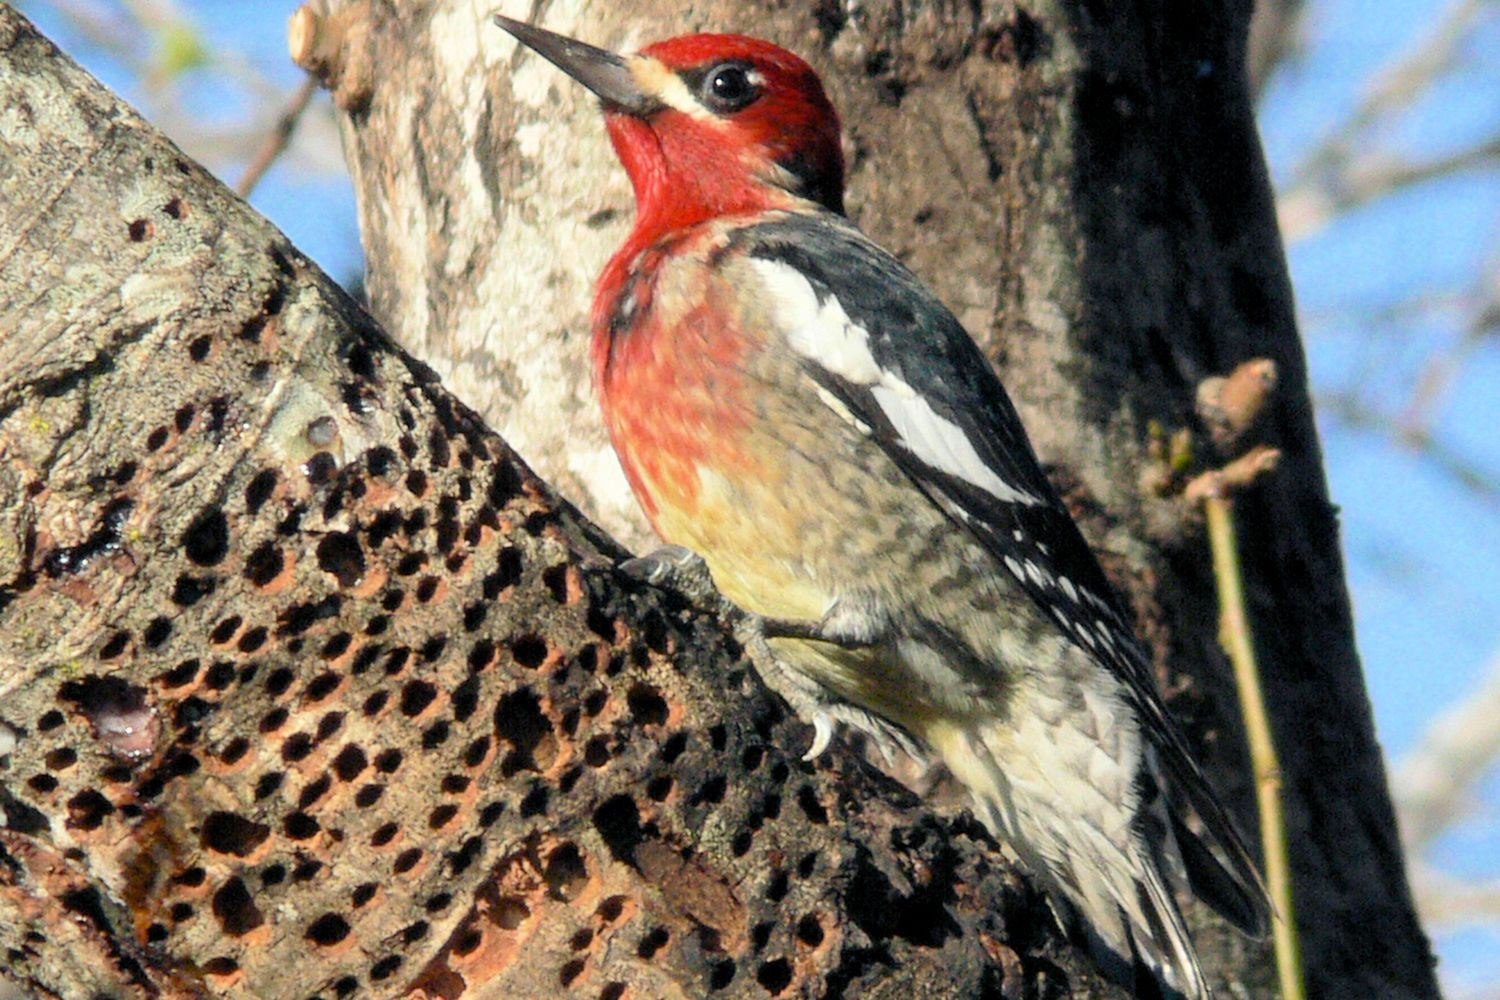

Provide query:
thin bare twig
left=1410, top=862, right=1500, bottom=927
left=1277, top=0, right=1493, bottom=242
left=1280, top=134, right=1500, bottom=241
left=1286, top=0, right=1485, bottom=187
left=1399, top=265, right=1500, bottom=438
left=45, top=0, right=146, bottom=68
left=1320, top=390, right=1500, bottom=503
left=1246, top=0, right=1307, bottom=99
left=1204, top=495, right=1307, bottom=1000
left=235, top=76, right=319, bottom=198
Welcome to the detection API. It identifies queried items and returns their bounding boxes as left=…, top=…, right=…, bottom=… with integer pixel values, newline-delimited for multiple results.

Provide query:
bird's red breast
left=590, top=226, right=762, bottom=533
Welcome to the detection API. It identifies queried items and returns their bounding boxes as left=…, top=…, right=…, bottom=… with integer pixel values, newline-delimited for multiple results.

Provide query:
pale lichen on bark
left=323, top=0, right=651, bottom=550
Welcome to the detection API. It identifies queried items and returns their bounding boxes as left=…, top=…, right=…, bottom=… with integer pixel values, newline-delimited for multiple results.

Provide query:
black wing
left=740, top=214, right=1141, bottom=674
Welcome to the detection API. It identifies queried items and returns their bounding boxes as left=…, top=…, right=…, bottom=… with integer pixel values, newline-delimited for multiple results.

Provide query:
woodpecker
left=494, top=17, right=1269, bottom=997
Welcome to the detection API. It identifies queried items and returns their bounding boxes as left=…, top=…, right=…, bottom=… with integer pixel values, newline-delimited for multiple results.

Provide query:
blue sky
left=19, top=0, right=1500, bottom=994
left=1261, top=1, right=1498, bottom=993
left=1262, top=0, right=1496, bottom=787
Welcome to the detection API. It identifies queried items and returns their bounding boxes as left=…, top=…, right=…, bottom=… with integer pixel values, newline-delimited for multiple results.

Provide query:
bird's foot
left=621, top=548, right=864, bottom=758
left=621, top=545, right=884, bottom=650
left=620, top=547, right=920, bottom=764
left=619, top=544, right=722, bottom=607
left=747, top=638, right=923, bottom=766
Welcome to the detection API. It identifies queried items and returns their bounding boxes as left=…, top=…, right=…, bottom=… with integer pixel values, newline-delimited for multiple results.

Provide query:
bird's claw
left=803, top=711, right=835, bottom=761
left=619, top=544, right=723, bottom=608
left=620, top=546, right=891, bottom=766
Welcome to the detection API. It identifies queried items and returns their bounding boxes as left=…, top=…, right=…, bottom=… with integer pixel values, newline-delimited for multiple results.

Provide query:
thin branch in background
left=1394, top=650, right=1500, bottom=851
left=1399, top=266, right=1500, bottom=439
left=1356, top=137, right=1500, bottom=205
left=1277, top=0, right=1493, bottom=242
left=39, top=0, right=342, bottom=174
left=1279, top=134, right=1500, bottom=241
left=1288, top=0, right=1484, bottom=185
left=1320, top=390, right=1500, bottom=504
left=45, top=0, right=149, bottom=72
left=236, top=76, right=319, bottom=198
left=1353, top=0, right=1484, bottom=119
left=1410, top=862, right=1500, bottom=927
left=1300, top=286, right=1473, bottom=337
left=1247, top=0, right=1307, bottom=99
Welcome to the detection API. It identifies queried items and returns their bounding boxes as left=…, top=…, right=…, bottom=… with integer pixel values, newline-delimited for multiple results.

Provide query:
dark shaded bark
left=322, top=1, right=1439, bottom=998
left=0, top=7, right=1128, bottom=999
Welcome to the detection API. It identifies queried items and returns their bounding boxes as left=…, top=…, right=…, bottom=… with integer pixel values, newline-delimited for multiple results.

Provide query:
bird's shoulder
left=716, top=211, right=1132, bottom=609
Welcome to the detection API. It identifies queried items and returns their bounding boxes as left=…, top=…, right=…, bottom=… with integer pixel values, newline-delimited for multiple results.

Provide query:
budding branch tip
left=1197, top=357, right=1278, bottom=448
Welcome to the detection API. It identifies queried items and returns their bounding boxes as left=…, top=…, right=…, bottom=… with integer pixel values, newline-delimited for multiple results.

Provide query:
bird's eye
left=700, top=63, right=760, bottom=113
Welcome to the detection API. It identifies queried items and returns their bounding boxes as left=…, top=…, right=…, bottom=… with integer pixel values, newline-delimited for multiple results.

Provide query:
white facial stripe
left=751, top=259, right=1042, bottom=507
left=628, top=56, right=716, bottom=120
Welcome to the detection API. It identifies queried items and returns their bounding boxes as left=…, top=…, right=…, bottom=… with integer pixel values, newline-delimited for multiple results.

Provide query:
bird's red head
left=495, top=18, right=845, bottom=244
left=615, top=34, right=844, bottom=229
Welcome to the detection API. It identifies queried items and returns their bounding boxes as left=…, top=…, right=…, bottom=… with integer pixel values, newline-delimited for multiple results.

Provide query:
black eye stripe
left=683, top=60, right=761, bottom=114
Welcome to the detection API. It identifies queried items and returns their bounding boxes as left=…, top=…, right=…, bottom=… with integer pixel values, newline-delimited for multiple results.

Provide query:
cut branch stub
left=287, top=1, right=375, bottom=113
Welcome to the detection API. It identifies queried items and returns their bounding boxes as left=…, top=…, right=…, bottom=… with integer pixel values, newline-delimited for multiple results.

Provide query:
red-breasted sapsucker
left=495, top=16, right=1269, bottom=998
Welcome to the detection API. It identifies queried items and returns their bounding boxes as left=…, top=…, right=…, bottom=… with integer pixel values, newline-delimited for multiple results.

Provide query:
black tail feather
left=1171, top=807, right=1271, bottom=939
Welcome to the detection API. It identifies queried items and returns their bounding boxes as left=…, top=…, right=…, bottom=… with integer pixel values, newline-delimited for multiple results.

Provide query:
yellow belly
left=649, top=465, right=829, bottom=619
left=649, top=466, right=955, bottom=735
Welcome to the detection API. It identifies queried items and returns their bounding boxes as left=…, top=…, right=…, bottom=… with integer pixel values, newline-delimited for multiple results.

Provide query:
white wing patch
left=868, top=383, right=1043, bottom=506
left=748, top=257, right=883, bottom=383
left=749, top=259, right=1043, bottom=507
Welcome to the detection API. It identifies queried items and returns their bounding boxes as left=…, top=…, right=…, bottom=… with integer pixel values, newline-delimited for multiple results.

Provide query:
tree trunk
left=0, top=7, right=1139, bottom=999
left=321, top=1, right=1440, bottom=998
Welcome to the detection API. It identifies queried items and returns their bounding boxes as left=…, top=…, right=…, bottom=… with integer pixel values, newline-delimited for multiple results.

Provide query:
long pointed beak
left=493, top=15, right=658, bottom=116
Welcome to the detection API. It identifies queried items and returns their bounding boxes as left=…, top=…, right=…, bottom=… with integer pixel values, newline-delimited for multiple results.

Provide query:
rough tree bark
left=313, top=1, right=1440, bottom=998
left=0, top=7, right=1139, bottom=999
